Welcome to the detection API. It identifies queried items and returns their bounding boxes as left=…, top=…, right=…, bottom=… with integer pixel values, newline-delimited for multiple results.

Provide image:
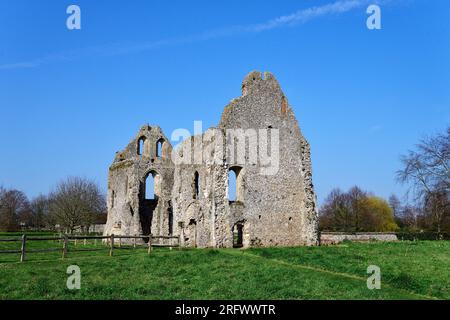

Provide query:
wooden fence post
left=94, top=238, right=97, bottom=246
left=119, top=237, right=122, bottom=248
left=147, top=235, right=152, bottom=255
left=20, top=235, right=27, bottom=262
left=62, top=235, right=68, bottom=259
left=133, top=237, right=136, bottom=248
left=178, top=235, right=181, bottom=250
left=109, top=234, right=114, bottom=256
left=84, top=238, right=87, bottom=246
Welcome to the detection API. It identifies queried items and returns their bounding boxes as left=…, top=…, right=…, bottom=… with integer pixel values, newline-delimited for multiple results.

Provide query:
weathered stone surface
left=104, top=125, right=174, bottom=240
left=104, top=71, right=319, bottom=248
left=320, top=232, right=398, bottom=245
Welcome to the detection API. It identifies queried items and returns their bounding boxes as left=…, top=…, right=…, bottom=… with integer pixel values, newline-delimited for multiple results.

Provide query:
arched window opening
left=228, top=170, right=237, bottom=201
left=156, top=139, right=164, bottom=158
left=145, top=175, right=154, bottom=200
left=194, top=171, right=200, bottom=199
left=138, top=137, right=146, bottom=156
left=145, top=172, right=159, bottom=200
left=228, top=166, right=243, bottom=203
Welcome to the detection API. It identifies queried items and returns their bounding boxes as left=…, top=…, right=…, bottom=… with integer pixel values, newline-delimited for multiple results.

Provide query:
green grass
left=0, top=238, right=448, bottom=300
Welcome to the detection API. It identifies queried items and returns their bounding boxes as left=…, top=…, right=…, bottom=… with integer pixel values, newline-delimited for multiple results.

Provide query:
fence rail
left=0, top=234, right=181, bottom=262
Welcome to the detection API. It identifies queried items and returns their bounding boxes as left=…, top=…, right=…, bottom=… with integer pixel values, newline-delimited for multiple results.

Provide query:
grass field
left=0, top=235, right=449, bottom=300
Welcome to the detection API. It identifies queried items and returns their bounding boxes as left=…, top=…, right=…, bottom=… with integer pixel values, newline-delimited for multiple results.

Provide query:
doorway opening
left=232, top=222, right=244, bottom=248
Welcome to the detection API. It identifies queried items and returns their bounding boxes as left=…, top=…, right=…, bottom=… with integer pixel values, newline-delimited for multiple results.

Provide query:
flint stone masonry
left=104, top=71, right=319, bottom=248
left=320, top=232, right=398, bottom=245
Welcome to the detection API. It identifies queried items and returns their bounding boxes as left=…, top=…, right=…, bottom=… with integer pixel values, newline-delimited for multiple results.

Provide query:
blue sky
left=0, top=0, right=449, bottom=204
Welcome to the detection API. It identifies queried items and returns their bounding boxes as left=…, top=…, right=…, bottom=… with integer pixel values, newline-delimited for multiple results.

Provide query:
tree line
left=319, top=186, right=398, bottom=232
left=320, top=127, right=449, bottom=233
left=0, top=177, right=106, bottom=234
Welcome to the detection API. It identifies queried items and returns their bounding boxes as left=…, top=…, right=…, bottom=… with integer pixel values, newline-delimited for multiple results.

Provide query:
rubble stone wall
left=105, top=71, right=319, bottom=248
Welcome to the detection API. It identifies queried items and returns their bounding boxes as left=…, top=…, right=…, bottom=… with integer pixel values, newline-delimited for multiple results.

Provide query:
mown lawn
left=0, top=238, right=448, bottom=300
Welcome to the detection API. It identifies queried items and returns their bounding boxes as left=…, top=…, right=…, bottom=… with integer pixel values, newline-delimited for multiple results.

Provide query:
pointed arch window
left=138, top=137, right=147, bottom=157
left=156, top=138, right=164, bottom=158
left=144, top=171, right=160, bottom=200
left=228, top=166, right=243, bottom=203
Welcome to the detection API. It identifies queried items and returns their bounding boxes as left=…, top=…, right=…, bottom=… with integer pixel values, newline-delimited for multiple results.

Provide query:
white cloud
left=0, top=0, right=373, bottom=70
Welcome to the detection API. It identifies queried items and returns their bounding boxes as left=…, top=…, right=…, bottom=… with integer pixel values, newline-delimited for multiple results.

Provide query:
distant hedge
left=396, top=232, right=450, bottom=241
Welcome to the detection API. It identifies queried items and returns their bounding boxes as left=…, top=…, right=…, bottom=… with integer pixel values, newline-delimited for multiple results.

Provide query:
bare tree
left=388, top=194, right=402, bottom=217
left=0, top=186, right=4, bottom=205
left=48, top=177, right=106, bottom=234
left=0, top=186, right=5, bottom=229
left=348, top=186, right=367, bottom=231
left=319, top=188, right=349, bottom=231
left=401, top=205, right=419, bottom=231
left=29, top=194, right=49, bottom=231
left=423, top=190, right=450, bottom=233
left=397, top=127, right=450, bottom=232
left=0, top=189, right=30, bottom=231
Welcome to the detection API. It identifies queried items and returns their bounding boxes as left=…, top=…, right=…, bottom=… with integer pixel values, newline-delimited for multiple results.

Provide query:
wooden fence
left=0, top=234, right=181, bottom=262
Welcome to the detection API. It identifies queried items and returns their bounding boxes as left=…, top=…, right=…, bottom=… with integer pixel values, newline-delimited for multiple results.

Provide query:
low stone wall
left=89, top=224, right=105, bottom=234
left=320, top=232, right=398, bottom=245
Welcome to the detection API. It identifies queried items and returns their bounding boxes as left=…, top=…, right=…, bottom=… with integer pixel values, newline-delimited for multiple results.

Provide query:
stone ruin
left=104, top=71, right=319, bottom=248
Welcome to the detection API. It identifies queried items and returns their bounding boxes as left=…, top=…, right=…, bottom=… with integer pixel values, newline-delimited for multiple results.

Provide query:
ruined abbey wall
left=104, top=71, right=319, bottom=248
left=104, top=125, right=174, bottom=238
